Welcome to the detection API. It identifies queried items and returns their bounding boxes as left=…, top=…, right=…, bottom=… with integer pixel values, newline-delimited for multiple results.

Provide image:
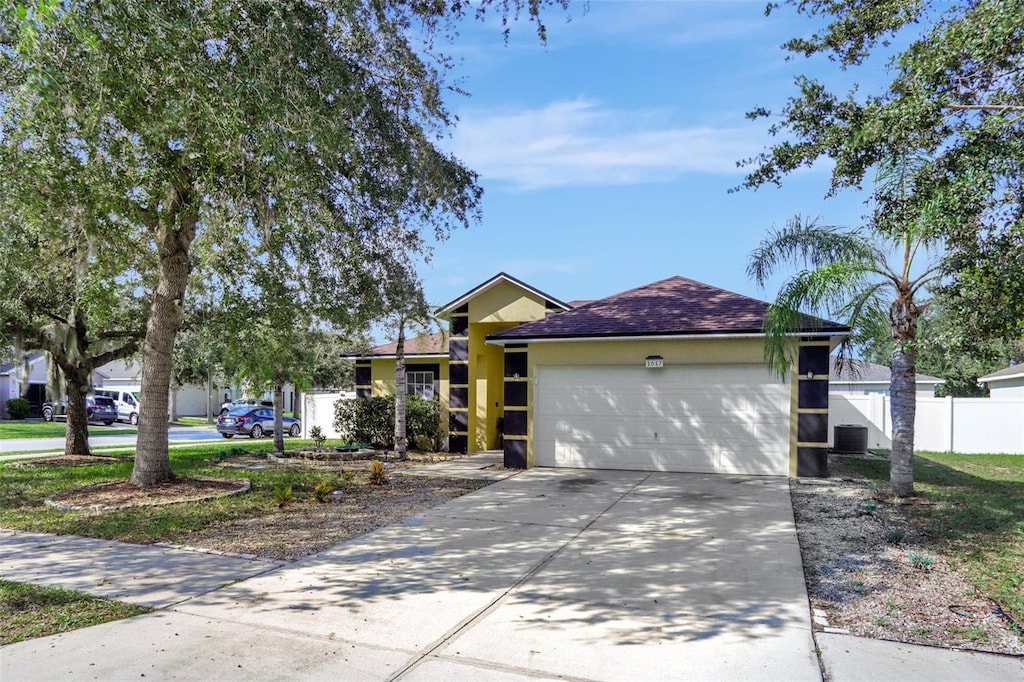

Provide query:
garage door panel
left=535, top=365, right=789, bottom=475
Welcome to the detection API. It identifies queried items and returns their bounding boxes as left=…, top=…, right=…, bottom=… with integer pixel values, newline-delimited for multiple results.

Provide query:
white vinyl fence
left=302, top=391, right=355, bottom=439
left=829, top=394, right=1024, bottom=454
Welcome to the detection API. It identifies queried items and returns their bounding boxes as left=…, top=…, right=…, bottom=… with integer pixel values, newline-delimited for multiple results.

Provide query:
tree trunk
left=394, top=323, right=407, bottom=460
left=889, top=294, right=922, bottom=497
left=168, top=381, right=179, bottom=423
left=132, top=187, right=196, bottom=486
left=63, top=375, right=91, bottom=457
left=889, top=347, right=917, bottom=497
left=273, top=384, right=285, bottom=453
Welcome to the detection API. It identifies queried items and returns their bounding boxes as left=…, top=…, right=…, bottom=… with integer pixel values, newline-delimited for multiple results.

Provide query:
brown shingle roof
left=368, top=332, right=448, bottom=357
left=490, top=276, right=849, bottom=341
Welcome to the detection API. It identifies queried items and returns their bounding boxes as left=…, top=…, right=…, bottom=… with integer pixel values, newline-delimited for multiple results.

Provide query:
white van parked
left=93, top=388, right=141, bottom=425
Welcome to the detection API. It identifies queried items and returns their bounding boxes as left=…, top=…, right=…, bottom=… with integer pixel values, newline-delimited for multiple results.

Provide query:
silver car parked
left=216, top=407, right=301, bottom=439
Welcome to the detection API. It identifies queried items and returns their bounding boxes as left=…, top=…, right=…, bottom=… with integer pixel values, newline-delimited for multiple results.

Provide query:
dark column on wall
left=797, top=341, right=831, bottom=477
left=448, top=305, right=470, bottom=454
left=502, top=344, right=529, bottom=468
left=355, top=362, right=372, bottom=400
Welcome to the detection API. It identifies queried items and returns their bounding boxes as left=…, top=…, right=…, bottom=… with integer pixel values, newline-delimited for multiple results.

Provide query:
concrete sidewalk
left=2, top=457, right=1022, bottom=680
left=0, top=530, right=284, bottom=608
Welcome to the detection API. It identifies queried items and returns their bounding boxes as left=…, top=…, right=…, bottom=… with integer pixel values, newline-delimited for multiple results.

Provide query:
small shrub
left=885, top=529, right=906, bottom=544
left=368, top=460, right=388, bottom=486
left=857, top=500, right=878, bottom=516
left=908, top=552, right=934, bottom=569
left=5, top=397, right=30, bottom=420
left=273, top=485, right=295, bottom=509
left=309, top=425, right=326, bottom=450
left=340, top=468, right=356, bottom=483
left=312, top=480, right=333, bottom=503
left=334, top=395, right=447, bottom=450
left=335, top=397, right=392, bottom=447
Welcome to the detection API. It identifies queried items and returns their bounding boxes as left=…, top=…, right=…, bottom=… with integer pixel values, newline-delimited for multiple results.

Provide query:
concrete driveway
left=1, top=468, right=820, bottom=680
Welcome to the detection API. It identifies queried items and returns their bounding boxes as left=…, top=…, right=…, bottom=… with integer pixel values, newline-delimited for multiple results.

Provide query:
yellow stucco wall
left=464, top=280, right=556, bottom=452
left=369, top=357, right=450, bottom=410
left=469, top=280, right=551, bottom=325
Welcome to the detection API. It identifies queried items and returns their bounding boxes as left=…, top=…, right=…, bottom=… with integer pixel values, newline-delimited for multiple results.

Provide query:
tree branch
left=945, top=104, right=1024, bottom=113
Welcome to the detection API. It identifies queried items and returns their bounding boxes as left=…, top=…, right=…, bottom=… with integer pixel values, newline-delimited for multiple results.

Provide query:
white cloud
left=451, top=99, right=767, bottom=191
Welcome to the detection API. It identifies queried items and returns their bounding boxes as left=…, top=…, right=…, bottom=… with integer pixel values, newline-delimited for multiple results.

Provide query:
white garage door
left=534, top=365, right=790, bottom=475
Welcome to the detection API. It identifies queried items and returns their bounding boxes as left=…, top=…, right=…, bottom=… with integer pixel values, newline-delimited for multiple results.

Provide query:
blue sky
left=413, top=0, right=878, bottom=312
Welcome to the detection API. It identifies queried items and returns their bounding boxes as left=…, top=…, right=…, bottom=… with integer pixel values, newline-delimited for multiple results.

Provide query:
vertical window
left=407, top=371, right=435, bottom=399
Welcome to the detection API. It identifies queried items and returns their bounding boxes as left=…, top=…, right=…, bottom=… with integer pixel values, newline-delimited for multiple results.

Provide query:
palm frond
left=747, top=215, right=880, bottom=287
left=761, top=262, right=875, bottom=376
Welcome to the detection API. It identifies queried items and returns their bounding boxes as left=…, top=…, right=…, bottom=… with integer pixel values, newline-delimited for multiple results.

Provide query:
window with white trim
left=407, top=371, right=435, bottom=399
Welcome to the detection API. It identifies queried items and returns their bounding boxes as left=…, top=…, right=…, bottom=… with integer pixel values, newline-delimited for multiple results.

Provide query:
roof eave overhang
left=978, top=371, right=1024, bottom=383
left=342, top=353, right=448, bottom=361
left=486, top=329, right=851, bottom=346
left=832, top=379, right=944, bottom=385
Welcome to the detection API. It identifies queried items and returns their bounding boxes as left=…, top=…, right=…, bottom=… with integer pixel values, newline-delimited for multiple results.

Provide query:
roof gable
left=438, top=272, right=571, bottom=315
left=96, top=358, right=142, bottom=381
left=0, top=352, right=47, bottom=375
left=490, top=276, right=849, bottom=341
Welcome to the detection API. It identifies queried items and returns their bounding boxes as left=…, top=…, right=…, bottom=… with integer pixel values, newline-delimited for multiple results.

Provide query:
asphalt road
left=0, top=424, right=226, bottom=458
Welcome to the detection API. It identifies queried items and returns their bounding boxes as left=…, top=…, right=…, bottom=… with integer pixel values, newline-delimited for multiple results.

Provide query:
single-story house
left=978, top=363, right=1024, bottom=398
left=95, top=358, right=222, bottom=418
left=829, top=360, right=944, bottom=397
left=1, top=352, right=48, bottom=418
left=352, top=272, right=850, bottom=477
left=96, top=359, right=304, bottom=418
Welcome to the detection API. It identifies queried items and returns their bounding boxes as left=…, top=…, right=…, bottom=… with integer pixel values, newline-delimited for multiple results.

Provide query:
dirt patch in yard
left=13, top=455, right=133, bottom=468
left=181, top=475, right=487, bottom=562
left=792, top=456, right=1024, bottom=655
left=46, top=477, right=250, bottom=511
left=27, top=452, right=490, bottom=563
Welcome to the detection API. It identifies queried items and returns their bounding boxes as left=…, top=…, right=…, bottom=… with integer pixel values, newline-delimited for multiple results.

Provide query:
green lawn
left=0, top=440, right=333, bottom=544
left=0, top=580, right=149, bottom=645
left=174, top=416, right=216, bottom=426
left=843, top=451, right=1024, bottom=628
left=0, top=421, right=137, bottom=440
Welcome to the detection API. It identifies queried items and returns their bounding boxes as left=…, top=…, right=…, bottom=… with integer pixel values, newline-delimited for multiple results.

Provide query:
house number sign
left=645, top=356, right=664, bottom=369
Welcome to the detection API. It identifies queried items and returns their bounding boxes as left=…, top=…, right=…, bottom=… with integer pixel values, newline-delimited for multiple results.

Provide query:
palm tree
left=749, top=210, right=942, bottom=497
left=391, top=308, right=448, bottom=460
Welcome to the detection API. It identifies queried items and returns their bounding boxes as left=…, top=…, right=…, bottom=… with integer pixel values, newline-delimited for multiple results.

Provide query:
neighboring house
left=350, top=272, right=850, bottom=477
left=978, top=363, right=1024, bottom=398
left=95, top=358, right=222, bottom=418
left=829, top=360, right=944, bottom=397
left=95, top=358, right=305, bottom=417
left=1, top=352, right=48, bottom=418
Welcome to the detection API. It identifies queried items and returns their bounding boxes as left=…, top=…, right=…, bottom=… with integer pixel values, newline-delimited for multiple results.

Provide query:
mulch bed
left=13, top=455, right=133, bottom=468
left=45, top=477, right=250, bottom=511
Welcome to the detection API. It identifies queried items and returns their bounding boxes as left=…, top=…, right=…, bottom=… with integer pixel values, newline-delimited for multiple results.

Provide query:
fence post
left=945, top=395, right=954, bottom=452
left=873, top=394, right=888, bottom=440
